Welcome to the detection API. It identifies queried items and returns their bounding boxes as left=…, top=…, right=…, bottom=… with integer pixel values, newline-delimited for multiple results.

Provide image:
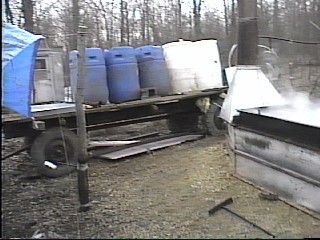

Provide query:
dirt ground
left=2, top=121, right=320, bottom=239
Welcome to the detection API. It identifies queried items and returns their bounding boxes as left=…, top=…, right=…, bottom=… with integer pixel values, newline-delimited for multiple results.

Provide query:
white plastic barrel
left=192, top=39, right=224, bottom=90
left=162, top=40, right=197, bottom=94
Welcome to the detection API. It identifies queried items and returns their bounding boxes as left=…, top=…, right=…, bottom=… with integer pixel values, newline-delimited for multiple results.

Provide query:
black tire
left=24, top=134, right=39, bottom=154
left=203, top=97, right=226, bottom=136
left=167, top=114, right=200, bottom=133
left=30, top=127, right=78, bottom=178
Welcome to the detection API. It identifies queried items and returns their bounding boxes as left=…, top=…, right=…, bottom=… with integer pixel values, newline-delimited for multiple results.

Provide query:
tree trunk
left=71, top=0, right=79, bottom=50
left=110, top=0, right=115, bottom=48
left=130, top=6, right=137, bottom=46
left=126, top=3, right=130, bottom=45
left=193, top=0, right=202, bottom=39
left=223, top=0, right=229, bottom=36
left=151, top=5, right=161, bottom=45
left=5, top=0, right=14, bottom=24
left=230, top=0, right=236, bottom=43
left=95, top=15, right=102, bottom=48
left=273, top=0, right=280, bottom=36
left=177, top=0, right=182, bottom=38
left=141, top=0, right=147, bottom=45
left=22, top=0, right=34, bottom=33
left=146, top=2, right=151, bottom=44
left=120, top=0, right=126, bottom=45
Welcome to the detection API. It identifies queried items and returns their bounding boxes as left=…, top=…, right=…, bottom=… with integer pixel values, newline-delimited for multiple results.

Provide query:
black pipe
left=237, top=0, right=258, bottom=65
left=222, top=207, right=276, bottom=238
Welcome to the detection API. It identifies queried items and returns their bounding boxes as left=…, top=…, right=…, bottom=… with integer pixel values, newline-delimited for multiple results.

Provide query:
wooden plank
left=2, top=88, right=226, bottom=123
left=121, top=132, right=160, bottom=141
left=1, top=114, right=26, bottom=122
left=88, top=140, right=140, bottom=148
left=100, top=134, right=203, bottom=160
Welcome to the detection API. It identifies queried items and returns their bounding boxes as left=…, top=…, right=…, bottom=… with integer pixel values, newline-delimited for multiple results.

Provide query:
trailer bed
left=2, top=87, right=227, bottom=139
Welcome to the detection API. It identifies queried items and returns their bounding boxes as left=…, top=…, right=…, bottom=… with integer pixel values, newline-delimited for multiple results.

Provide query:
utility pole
left=237, top=0, right=258, bottom=65
left=76, top=26, right=90, bottom=212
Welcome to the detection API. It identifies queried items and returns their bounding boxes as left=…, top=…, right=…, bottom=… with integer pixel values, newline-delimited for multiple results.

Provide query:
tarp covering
left=2, top=23, right=44, bottom=117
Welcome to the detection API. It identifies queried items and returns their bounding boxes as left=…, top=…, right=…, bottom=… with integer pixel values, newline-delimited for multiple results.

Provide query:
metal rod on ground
left=221, top=207, right=276, bottom=238
left=209, top=198, right=275, bottom=238
left=208, top=198, right=233, bottom=215
left=76, top=26, right=90, bottom=212
left=1, top=144, right=31, bottom=161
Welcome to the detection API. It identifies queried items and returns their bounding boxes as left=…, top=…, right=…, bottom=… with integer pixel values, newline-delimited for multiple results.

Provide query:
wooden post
left=76, top=26, right=90, bottom=212
left=237, top=0, right=258, bottom=65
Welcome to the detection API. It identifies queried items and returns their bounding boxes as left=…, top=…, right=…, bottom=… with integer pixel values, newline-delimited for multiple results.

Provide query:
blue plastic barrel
left=69, top=48, right=109, bottom=104
left=105, top=46, right=140, bottom=103
left=135, top=45, right=171, bottom=96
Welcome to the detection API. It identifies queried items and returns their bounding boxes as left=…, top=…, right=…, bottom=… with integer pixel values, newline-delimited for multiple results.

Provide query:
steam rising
left=256, top=92, right=320, bottom=128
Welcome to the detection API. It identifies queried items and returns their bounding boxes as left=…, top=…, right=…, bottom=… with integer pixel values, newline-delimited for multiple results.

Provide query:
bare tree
left=71, top=0, right=79, bottom=50
left=125, top=1, right=130, bottom=45
left=120, top=0, right=125, bottom=45
left=150, top=3, right=161, bottom=45
left=177, top=0, right=182, bottom=38
left=230, top=0, right=237, bottom=42
left=193, top=0, right=202, bottom=39
left=223, top=0, right=229, bottom=36
left=4, top=0, right=14, bottom=24
left=7, top=0, right=316, bottom=64
left=22, top=0, right=34, bottom=33
left=273, top=0, right=280, bottom=36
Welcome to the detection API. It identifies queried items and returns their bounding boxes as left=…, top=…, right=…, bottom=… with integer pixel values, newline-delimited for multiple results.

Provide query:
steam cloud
left=259, top=91, right=320, bottom=128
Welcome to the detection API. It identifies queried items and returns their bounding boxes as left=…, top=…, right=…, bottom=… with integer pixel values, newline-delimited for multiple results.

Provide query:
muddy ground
left=1, top=120, right=320, bottom=239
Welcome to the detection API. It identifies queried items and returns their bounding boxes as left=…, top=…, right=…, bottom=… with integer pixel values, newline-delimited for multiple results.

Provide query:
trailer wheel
left=203, top=98, right=226, bottom=136
left=167, top=114, right=199, bottom=133
left=24, top=134, right=39, bottom=154
left=30, top=127, right=78, bottom=178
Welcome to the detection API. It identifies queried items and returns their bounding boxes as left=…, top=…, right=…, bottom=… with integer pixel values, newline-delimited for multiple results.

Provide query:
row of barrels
left=69, top=39, right=224, bottom=104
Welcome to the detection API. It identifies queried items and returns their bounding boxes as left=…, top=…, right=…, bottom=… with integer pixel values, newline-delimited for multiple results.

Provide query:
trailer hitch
left=209, top=197, right=276, bottom=238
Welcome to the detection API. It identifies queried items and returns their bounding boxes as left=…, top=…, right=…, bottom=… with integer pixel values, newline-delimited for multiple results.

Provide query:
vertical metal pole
left=76, top=26, right=90, bottom=212
left=237, top=0, right=258, bottom=65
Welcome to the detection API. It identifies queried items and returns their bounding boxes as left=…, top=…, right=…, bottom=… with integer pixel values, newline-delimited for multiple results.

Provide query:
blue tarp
left=2, top=23, right=44, bottom=117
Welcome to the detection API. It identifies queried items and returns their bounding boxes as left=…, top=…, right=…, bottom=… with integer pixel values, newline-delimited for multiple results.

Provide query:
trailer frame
left=2, top=87, right=227, bottom=177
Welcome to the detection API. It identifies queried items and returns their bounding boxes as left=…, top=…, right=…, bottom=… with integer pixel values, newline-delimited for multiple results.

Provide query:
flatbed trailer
left=2, top=87, right=227, bottom=177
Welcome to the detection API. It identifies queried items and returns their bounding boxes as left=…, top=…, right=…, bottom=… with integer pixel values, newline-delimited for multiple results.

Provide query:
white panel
left=220, top=66, right=285, bottom=123
left=193, top=40, right=224, bottom=90
left=31, top=103, right=75, bottom=117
